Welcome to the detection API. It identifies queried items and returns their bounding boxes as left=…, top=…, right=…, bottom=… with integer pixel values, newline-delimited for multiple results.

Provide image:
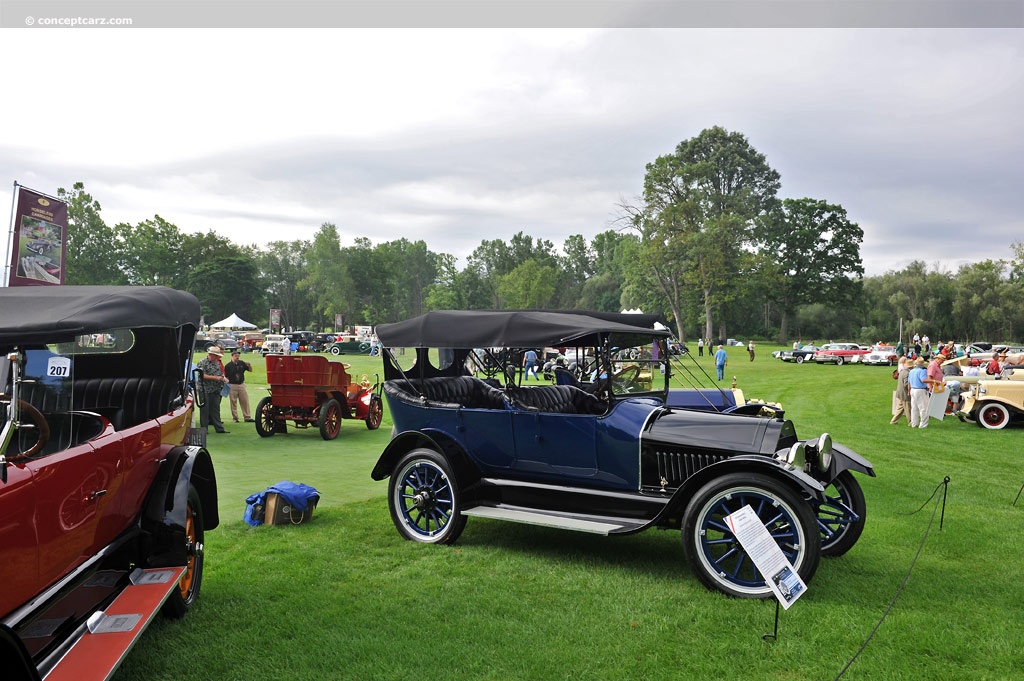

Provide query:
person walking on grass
left=714, top=344, right=728, bottom=381
left=522, top=348, right=539, bottom=380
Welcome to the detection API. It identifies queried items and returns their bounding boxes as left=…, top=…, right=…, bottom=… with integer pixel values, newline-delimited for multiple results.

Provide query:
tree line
left=56, top=126, right=1024, bottom=344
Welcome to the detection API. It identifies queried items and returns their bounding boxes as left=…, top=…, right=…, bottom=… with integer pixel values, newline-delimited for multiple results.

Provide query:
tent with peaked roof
left=210, top=312, right=256, bottom=329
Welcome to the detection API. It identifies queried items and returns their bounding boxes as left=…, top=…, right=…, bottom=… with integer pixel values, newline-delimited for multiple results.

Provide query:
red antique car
left=255, top=354, right=383, bottom=439
left=1, top=286, right=218, bottom=681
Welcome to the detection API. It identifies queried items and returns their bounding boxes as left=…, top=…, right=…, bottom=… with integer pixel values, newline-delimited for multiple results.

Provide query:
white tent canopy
left=210, top=313, right=256, bottom=329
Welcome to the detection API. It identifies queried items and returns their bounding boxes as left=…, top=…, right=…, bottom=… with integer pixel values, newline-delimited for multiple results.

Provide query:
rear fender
left=371, top=430, right=444, bottom=480
left=370, top=430, right=477, bottom=487
left=141, top=446, right=219, bottom=567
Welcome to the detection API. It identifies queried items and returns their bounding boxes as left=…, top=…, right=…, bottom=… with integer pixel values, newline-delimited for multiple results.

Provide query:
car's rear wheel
left=681, top=472, right=820, bottom=598
left=330, top=346, right=341, bottom=355
left=836, top=356, right=845, bottom=366
left=255, top=397, right=276, bottom=437
left=162, top=485, right=204, bottom=618
left=977, top=402, right=1011, bottom=430
left=796, top=355, right=805, bottom=364
left=388, top=448, right=466, bottom=544
left=319, top=398, right=342, bottom=440
left=816, top=471, right=866, bottom=557
left=365, top=395, right=383, bottom=430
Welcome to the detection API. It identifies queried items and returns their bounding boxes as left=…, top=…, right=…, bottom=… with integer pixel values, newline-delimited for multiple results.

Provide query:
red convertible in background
left=814, top=342, right=870, bottom=365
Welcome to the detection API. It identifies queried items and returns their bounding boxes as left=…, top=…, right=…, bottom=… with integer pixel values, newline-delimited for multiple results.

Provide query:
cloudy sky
left=1, top=27, right=1021, bottom=277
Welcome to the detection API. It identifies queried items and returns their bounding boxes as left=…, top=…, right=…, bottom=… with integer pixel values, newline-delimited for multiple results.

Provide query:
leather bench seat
left=19, top=376, right=182, bottom=430
left=385, top=376, right=508, bottom=410
left=505, top=384, right=607, bottom=415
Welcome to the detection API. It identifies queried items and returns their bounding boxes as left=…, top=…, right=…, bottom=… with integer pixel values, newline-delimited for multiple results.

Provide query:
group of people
left=890, top=342, right=1023, bottom=428
left=196, top=345, right=254, bottom=433
left=890, top=352, right=959, bottom=429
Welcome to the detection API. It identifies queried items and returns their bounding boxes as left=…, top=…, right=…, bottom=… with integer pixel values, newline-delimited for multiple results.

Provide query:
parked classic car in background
left=325, top=334, right=372, bottom=355
left=776, top=343, right=819, bottom=364
left=960, top=367, right=1024, bottom=430
left=860, top=344, right=899, bottom=366
left=1, top=286, right=218, bottom=681
left=814, top=342, right=869, bottom=365
left=261, top=334, right=291, bottom=355
left=371, top=310, right=874, bottom=599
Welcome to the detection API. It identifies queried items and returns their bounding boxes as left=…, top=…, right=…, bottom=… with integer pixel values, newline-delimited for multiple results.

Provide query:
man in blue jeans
left=714, top=344, right=728, bottom=381
left=522, top=348, right=539, bottom=380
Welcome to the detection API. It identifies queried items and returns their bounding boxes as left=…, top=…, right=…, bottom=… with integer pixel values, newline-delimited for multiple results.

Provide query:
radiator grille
left=654, top=449, right=727, bottom=487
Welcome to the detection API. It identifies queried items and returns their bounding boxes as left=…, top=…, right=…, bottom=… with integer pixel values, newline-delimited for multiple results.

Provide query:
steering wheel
left=5, top=400, right=50, bottom=460
left=611, top=364, right=642, bottom=392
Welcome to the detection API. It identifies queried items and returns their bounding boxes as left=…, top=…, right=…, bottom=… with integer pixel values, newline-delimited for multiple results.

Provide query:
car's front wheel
left=816, top=471, right=866, bottom=557
left=365, top=395, right=383, bottom=430
left=330, top=346, right=341, bottom=355
left=977, top=402, right=1011, bottom=430
left=681, top=472, right=820, bottom=598
left=388, top=448, right=466, bottom=544
left=162, top=484, right=204, bottom=618
left=255, top=397, right=276, bottom=437
left=836, top=356, right=845, bottom=366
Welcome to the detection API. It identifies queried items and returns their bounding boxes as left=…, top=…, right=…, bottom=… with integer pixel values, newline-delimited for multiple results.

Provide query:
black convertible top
left=0, top=285, right=201, bottom=345
left=376, top=309, right=669, bottom=349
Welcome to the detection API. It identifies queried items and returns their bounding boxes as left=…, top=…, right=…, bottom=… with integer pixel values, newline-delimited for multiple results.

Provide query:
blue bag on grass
left=244, top=481, right=320, bottom=526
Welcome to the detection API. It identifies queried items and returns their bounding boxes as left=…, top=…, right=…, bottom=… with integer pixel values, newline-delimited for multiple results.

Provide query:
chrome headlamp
left=782, top=442, right=806, bottom=469
left=814, top=433, right=833, bottom=471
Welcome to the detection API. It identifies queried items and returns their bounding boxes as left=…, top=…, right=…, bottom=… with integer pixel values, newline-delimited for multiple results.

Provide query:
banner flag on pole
left=6, top=185, right=68, bottom=286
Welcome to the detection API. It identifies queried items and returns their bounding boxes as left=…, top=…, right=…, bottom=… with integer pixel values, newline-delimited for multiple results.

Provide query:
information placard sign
left=725, top=504, right=807, bottom=609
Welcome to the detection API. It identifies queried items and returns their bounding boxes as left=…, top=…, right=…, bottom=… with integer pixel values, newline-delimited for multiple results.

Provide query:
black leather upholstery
left=385, top=376, right=508, bottom=410
left=505, top=385, right=607, bottom=415
left=19, top=376, right=181, bottom=430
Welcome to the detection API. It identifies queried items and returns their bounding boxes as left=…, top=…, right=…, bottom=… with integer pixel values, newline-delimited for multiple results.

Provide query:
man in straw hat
left=196, top=345, right=230, bottom=433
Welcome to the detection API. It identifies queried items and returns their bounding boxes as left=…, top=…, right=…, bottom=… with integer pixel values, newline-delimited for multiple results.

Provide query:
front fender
left=829, top=442, right=875, bottom=478
left=659, top=454, right=825, bottom=523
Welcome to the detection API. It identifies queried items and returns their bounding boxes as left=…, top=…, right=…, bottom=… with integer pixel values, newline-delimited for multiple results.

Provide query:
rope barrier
left=832, top=477, right=950, bottom=680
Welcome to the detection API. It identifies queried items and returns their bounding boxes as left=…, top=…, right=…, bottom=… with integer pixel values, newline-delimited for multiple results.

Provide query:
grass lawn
left=113, top=347, right=1023, bottom=680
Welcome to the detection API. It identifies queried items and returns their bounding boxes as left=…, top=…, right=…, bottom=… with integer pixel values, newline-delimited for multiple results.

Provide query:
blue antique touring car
left=370, top=310, right=874, bottom=598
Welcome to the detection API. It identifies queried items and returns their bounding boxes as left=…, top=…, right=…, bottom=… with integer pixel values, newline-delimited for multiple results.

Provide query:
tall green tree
left=754, top=198, right=864, bottom=344
left=497, top=259, right=559, bottom=308
left=56, top=182, right=126, bottom=285
left=257, top=240, right=311, bottom=329
left=641, top=127, right=781, bottom=341
left=186, top=255, right=260, bottom=325
left=300, top=223, right=352, bottom=330
left=116, top=215, right=183, bottom=286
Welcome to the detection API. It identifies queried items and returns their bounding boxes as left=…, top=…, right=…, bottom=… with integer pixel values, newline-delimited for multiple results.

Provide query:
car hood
left=645, top=408, right=791, bottom=456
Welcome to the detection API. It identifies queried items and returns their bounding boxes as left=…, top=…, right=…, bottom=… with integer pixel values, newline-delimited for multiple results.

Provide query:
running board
left=43, top=567, right=185, bottom=681
left=462, top=506, right=647, bottom=535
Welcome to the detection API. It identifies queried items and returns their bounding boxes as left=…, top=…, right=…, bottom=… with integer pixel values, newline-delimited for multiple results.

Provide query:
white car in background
left=861, top=345, right=898, bottom=366
left=260, top=334, right=291, bottom=355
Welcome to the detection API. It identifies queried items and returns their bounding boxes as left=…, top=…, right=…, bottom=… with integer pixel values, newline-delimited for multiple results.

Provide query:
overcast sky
left=1, top=28, right=1021, bottom=278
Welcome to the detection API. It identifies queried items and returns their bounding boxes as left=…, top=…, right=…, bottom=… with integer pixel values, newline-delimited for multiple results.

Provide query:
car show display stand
left=44, top=567, right=185, bottom=681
